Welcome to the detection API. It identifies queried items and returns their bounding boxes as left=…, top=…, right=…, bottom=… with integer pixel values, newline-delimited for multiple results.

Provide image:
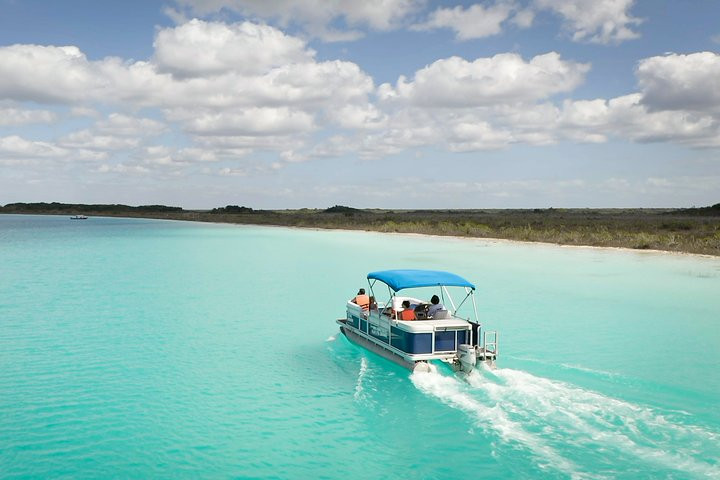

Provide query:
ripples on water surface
left=1, top=215, right=718, bottom=479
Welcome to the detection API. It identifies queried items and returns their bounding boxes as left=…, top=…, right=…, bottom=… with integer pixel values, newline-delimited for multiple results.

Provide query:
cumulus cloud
left=557, top=94, right=720, bottom=147
left=154, top=19, right=313, bottom=77
left=95, top=114, right=167, bottom=137
left=0, top=107, right=56, bottom=126
left=168, top=0, right=640, bottom=46
left=379, top=52, right=589, bottom=107
left=59, top=114, right=167, bottom=152
left=0, top=135, right=106, bottom=165
left=412, top=3, right=515, bottom=40
left=171, top=0, right=419, bottom=40
left=0, top=135, right=68, bottom=159
left=1, top=15, right=718, bottom=180
left=181, top=107, right=315, bottom=136
left=637, top=52, right=720, bottom=112
left=0, top=23, right=373, bottom=112
left=97, top=163, right=150, bottom=174
left=534, top=0, right=641, bottom=44
left=0, top=19, right=376, bottom=160
left=60, top=131, right=141, bottom=151
left=0, top=45, right=98, bottom=103
left=447, top=120, right=513, bottom=151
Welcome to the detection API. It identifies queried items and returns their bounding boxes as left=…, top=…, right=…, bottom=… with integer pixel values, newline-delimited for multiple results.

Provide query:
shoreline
left=2, top=210, right=718, bottom=258
left=279, top=224, right=720, bottom=260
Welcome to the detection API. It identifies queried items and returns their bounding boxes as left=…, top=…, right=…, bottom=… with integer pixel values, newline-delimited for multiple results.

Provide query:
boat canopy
left=367, top=269, right=475, bottom=292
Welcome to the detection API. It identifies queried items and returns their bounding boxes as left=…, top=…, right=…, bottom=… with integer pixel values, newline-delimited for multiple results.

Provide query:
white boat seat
left=392, top=296, right=424, bottom=311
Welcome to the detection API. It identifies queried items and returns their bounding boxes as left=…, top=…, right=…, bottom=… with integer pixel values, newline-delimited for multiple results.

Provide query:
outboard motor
left=457, top=344, right=476, bottom=373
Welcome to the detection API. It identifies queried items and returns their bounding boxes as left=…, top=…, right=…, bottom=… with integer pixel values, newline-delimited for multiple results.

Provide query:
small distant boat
left=70, top=215, right=88, bottom=220
left=337, top=269, right=498, bottom=373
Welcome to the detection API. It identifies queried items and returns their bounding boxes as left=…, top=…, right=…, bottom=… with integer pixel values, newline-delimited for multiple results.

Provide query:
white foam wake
left=411, top=365, right=584, bottom=478
left=465, top=367, right=720, bottom=478
left=354, top=357, right=368, bottom=400
left=326, top=334, right=338, bottom=342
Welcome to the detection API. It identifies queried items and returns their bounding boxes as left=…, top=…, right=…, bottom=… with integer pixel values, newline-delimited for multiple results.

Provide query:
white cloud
left=193, top=133, right=306, bottom=152
left=0, top=21, right=374, bottom=113
left=379, top=52, right=589, bottom=107
left=59, top=114, right=166, bottom=152
left=69, top=106, right=99, bottom=118
left=0, top=135, right=67, bottom=158
left=97, top=163, right=150, bottom=174
left=0, top=44, right=172, bottom=106
left=325, top=104, right=387, bottom=130
left=0, top=45, right=98, bottom=103
left=0, top=135, right=106, bottom=165
left=534, top=0, right=641, bottom=44
left=413, top=3, right=514, bottom=40
left=154, top=19, right=313, bottom=77
left=557, top=94, right=720, bottom=147
left=447, top=120, right=513, bottom=151
left=185, top=108, right=315, bottom=136
left=1, top=16, right=718, bottom=178
left=95, top=113, right=167, bottom=137
left=60, top=131, right=141, bottom=151
left=0, top=107, right=56, bottom=126
left=169, top=0, right=639, bottom=46
left=511, top=8, right=535, bottom=28
left=637, top=52, right=720, bottom=113
left=172, top=0, right=419, bottom=40
left=135, top=145, right=186, bottom=166
left=175, top=147, right=219, bottom=163
left=0, top=21, right=375, bottom=156
left=218, top=166, right=248, bottom=176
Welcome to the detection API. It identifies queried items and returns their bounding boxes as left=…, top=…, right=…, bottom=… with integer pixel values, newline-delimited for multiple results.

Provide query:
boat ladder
left=478, top=330, right=498, bottom=363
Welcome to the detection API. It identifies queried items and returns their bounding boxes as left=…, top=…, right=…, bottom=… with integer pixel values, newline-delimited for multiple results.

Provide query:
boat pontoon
left=337, top=269, right=498, bottom=373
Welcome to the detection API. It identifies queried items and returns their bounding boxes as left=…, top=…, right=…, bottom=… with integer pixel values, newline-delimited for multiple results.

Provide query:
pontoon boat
left=337, top=269, right=498, bottom=373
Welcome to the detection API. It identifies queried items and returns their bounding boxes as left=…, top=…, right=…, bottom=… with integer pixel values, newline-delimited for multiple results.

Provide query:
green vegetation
left=2, top=202, right=719, bottom=256
left=0, top=202, right=182, bottom=214
left=323, top=205, right=362, bottom=214
left=665, top=203, right=720, bottom=216
left=209, top=205, right=254, bottom=214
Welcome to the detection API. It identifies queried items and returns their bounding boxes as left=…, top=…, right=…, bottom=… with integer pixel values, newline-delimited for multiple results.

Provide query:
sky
left=0, top=0, right=719, bottom=209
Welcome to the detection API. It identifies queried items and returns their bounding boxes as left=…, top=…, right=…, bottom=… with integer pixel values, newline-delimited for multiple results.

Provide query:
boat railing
left=482, top=330, right=498, bottom=356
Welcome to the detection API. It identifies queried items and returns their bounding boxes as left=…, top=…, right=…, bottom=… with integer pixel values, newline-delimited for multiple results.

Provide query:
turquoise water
left=1, top=214, right=719, bottom=479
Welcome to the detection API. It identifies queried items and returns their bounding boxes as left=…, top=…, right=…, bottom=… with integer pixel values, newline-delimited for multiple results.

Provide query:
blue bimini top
left=367, top=269, right=475, bottom=292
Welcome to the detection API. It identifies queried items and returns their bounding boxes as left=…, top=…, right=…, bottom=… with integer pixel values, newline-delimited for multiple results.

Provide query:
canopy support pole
left=442, top=285, right=457, bottom=313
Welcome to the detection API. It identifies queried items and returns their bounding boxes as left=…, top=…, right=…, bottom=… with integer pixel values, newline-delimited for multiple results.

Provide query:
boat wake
left=354, top=357, right=369, bottom=400
left=411, top=365, right=719, bottom=479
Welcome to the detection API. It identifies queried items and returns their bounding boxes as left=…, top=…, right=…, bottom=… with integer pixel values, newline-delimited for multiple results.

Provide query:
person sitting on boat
left=352, top=288, right=370, bottom=311
left=428, top=295, right=445, bottom=317
left=399, top=300, right=415, bottom=320
left=369, top=296, right=378, bottom=311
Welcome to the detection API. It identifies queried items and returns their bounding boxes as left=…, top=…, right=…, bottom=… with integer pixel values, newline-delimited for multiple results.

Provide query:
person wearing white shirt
left=427, top=295, right=445, bottom=317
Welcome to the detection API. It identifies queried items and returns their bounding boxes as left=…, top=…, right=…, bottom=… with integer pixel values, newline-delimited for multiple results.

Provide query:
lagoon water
left=1, top=214, right=719, bottom=479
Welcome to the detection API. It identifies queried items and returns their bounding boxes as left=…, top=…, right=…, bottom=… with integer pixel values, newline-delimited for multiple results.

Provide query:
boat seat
left=431, top=309, right=450, bottom=319
left=392, top=296, right=424, bottom=311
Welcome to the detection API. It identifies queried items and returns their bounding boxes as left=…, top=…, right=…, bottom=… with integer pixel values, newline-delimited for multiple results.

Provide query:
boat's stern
left=453, top=329, right=498, bottom=372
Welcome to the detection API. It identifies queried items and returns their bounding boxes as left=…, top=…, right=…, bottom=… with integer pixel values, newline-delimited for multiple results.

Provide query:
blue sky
left=0, top=0, right=718, bottom=209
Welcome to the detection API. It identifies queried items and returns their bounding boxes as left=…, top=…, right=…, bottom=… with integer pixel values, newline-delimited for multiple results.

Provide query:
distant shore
left=2, top=203, right=719, bottom=256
